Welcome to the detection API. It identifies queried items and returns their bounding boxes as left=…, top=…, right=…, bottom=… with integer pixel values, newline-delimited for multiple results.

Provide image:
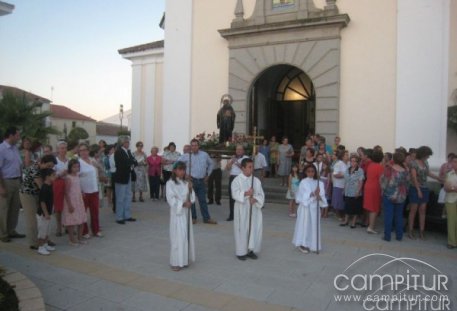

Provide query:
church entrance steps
left=221, top=174, right=288, bottom=204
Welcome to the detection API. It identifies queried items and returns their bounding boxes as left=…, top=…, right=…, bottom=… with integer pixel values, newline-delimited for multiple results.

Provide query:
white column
left=131, top=64, right=142, bottom=148
left=396, top=0, right=450, bottom=168
left=162, top=0, right=193, bottom=150
left=142, top=61, right=157, bottom=153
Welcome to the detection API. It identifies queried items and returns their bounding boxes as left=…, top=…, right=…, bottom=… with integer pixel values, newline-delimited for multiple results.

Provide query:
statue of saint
left=217, top=94, right=236, bottom=143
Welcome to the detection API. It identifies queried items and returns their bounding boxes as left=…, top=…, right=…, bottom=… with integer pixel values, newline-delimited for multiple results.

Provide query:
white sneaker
left=82, top=234, right=91, bottom=239
left=298, top=246, right=309, bottom=254
left=95, top=232, right=104, bottom=238
left=44, top=243, right=56, bottom=251
left=37, top=246, right=50, bottom=255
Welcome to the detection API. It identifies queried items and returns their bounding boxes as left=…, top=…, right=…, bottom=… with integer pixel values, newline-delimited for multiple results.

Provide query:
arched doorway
left=249, top=65, right=315, bottom=149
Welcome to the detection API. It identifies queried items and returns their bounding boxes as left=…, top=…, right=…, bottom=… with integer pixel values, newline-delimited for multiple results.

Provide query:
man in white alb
left=225, top=145, right=249, bottom=221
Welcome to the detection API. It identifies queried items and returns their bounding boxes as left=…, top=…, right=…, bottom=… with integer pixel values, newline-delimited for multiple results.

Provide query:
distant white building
left=49, top=104, right=97, bottom=148
left=96, top=122, right=128, bottom=145
left=100, top=109, right=131, bottom=130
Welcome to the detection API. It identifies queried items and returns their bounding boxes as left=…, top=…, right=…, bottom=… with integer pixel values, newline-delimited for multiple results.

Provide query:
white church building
left=119, top=0, right=457, bottom=168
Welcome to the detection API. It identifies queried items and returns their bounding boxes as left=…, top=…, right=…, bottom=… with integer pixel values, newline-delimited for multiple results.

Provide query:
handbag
left=131, top=169, right=137, bottom=182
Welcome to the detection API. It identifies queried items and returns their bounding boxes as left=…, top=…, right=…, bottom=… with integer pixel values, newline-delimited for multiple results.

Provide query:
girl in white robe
left=293, top=164, right=328, bottom=253
left=166, top=161, right=196, bottom=271
left=231, top=158, right=265, bottom=260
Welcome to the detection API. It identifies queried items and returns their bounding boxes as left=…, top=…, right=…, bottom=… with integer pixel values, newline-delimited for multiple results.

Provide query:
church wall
left=337, top=0, right=397, bottom=153
left=447, top=0, right=457, bottom=154
left=177, top=0, right=451, bottom=160
left=130, top=64, right=142, bottom=148
left=190, top=0, right=256, bottom=139
left=163, top=0, right=193, bottom=150
left=396, top=0, right=450, bottom=168
left=154, top=63, right=164, bottom=149
left=128, top=52, right=163, bottom=153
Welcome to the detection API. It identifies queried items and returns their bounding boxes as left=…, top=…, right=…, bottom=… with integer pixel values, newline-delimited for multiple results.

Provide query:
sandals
left=419, top=231, right=426, bottom=240
left=407, top=231, right=416, bottom=240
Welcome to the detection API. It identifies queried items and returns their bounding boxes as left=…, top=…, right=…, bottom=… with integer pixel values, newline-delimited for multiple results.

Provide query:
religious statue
left=217, top=94, right=236, bottom=143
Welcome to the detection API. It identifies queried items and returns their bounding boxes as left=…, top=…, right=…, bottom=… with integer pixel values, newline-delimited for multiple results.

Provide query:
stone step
left=220, top=177, right=289, bottom=204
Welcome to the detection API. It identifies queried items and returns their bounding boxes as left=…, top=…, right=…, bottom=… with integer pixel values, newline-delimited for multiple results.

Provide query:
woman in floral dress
left=132, top=141, right=148, bottom=202
left=380, top=151, right=410, bottom=241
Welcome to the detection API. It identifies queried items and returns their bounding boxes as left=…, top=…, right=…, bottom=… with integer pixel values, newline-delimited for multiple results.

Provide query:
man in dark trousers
left=0, top=127, right=25, bottom=243
left=113, top=136, right=137, bottom=224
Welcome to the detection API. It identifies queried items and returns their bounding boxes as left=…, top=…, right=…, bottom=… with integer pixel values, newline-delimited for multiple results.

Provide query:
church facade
left=119, top=0, right=457, bottom=167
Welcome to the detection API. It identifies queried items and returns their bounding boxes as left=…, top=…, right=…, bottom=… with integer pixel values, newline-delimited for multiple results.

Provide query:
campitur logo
left=333, top=253, right=451, bottom=311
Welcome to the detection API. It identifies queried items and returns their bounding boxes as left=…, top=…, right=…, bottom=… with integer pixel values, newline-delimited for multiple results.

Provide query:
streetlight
left=63, top=123, right=67, bottom=140
left=119, top=104, right=124, bottom=131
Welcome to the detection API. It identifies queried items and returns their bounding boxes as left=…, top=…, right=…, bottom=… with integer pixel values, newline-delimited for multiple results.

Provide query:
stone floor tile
left=41, top=285, right=94, bottom=310
left=123, top=291, right=188, bottom=311
left=81, top=279, right=138, bottom=303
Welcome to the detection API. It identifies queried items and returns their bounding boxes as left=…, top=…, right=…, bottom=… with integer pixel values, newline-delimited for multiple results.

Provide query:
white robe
left=166, top=178, right=196, bottom=267
left=231, top=173, right=265, bottom=256
left=292, top=177, right=328, bottom=252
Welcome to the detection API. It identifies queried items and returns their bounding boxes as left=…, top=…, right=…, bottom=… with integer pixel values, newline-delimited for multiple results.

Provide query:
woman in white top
left=78, top=143, right=103, bottom=238
left=331, top=149, right=348, bottom=221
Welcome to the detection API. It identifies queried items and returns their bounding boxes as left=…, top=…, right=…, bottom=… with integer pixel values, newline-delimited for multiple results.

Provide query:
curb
left=3, top=268, right=45, bottom=311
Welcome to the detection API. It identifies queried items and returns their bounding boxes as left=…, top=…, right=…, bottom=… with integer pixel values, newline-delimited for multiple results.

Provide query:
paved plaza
left=1, top=193, right=456, bottom=311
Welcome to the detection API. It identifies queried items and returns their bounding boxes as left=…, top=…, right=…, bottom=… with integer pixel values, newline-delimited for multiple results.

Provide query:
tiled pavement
left=1, top=191, right=456, bottom=311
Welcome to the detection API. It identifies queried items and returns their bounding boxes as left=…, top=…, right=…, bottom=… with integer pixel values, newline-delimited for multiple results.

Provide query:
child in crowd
left=319, top=157, right=332, bottom=218
left=286, top=164, right=300, bottom=217
left=63, top=159, right=88, bottom=246
left=37, top=168, right=56, bottom=255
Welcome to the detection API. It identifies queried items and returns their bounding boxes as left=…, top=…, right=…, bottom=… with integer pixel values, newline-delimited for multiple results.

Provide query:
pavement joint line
left=1, top=243, right=299, bottom=311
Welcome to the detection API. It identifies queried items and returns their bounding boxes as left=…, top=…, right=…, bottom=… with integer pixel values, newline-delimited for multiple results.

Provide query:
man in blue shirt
left=178, top=139, right=217, bottom=224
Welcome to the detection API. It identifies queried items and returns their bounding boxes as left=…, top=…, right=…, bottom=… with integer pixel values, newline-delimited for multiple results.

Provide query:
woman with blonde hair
left=132, top=141, right=148, bottom=202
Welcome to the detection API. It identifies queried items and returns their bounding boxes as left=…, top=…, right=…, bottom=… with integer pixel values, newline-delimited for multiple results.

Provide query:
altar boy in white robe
left=167, top=161, right=196, bottom=271
left=293, top=164, right=328, bottom=254
left=231, top=158, right=265, bottom=260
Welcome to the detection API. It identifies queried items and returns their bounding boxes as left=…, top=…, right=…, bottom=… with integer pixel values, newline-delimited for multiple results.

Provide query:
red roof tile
left=0, top=85, right=50, bottom=103
left=50, top=104, right=95, bottom=122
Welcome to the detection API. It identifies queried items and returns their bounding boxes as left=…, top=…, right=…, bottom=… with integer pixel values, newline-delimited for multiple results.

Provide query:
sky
left=0, top=0, right=165, bottom=121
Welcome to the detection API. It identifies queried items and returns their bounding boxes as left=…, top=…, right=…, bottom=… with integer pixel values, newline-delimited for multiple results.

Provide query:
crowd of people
left=1, top=126, right=456, bottom=269
left=262, top=135, right=457, bottom=253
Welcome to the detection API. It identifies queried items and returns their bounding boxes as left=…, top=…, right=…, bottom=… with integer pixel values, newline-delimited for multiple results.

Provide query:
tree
left=448, top=105, right=457, bottom=133
left=0, top=91, right=59, bottom=144
left=68, top=127, right=89, bottom=145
